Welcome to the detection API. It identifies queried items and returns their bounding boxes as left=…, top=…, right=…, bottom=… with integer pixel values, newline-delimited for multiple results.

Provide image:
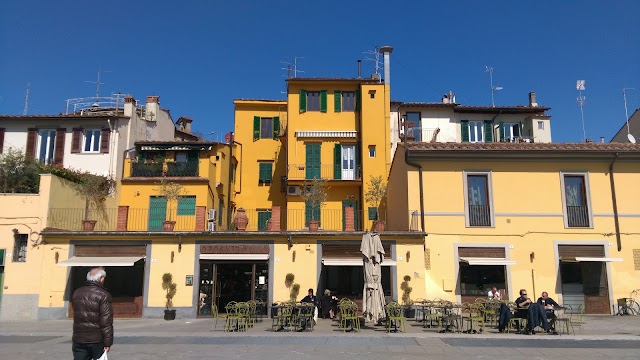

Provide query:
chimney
left=177, top=116, right=193, bottom=133
left=600, top=137, right=605, bottom=143
left=379, top=46, right=393, bottom=85
left=357, top=60, right=362, bottom=79
left=528, top=92, right=538, bottom=107
left=146, top=96, right=160, bottom=121
left=123, top=95, right=135, bottom=117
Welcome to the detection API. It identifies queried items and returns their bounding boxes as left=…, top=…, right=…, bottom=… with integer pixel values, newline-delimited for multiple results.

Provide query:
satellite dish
left=628, top=133, right=636, bottom=144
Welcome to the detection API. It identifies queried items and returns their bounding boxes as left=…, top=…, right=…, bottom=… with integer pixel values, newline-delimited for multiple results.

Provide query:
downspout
left=226, top=138, right=235, bottom=230
left=491, top=111, right=502, bottom=141
left=609, top=153, right=621, bottom=251
left=122, top=147, right=136, bottom=178
left=403, top=116, right=425, bottom=236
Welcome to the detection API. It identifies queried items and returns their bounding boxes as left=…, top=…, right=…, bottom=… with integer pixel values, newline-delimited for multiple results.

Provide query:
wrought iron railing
left=566, top=205, right=590, bottom=227
left=130, top=162, right=163, bottom=177
left=287, top=164, right=362, bottom=181
left=166, top=161, right=199, bottom=177
left=468, top=205, right=491, bottom=226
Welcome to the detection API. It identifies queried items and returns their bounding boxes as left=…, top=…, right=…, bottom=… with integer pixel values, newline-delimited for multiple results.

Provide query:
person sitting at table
left=298, top=289, right=317, bottom=331
left=537, top=291, right=560, bottom=334
left=517, top=289, right=550, bottom=334
left=320, top=289, right=336, bottom=319
left=488, top=287, right=502, bottom=300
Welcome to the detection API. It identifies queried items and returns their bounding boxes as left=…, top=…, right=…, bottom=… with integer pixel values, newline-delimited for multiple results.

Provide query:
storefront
left=59, top=244, right=147, bottom=318
left=558, top=244, right=619, bottom=314
left=197, top=244, right=270, bottom=317
left=457, top=246, right=514, bottom=303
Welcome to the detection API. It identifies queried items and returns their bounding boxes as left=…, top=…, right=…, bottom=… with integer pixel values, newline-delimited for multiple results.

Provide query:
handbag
left=96, top=350, right=108, bottom=360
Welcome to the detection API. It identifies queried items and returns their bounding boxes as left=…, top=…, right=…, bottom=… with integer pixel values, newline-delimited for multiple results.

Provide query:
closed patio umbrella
left=361, top=232, right=386, bottom=323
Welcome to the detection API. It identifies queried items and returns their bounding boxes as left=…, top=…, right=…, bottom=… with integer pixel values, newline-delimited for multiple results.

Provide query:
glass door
left=341, top=145, right=355, bottom=180
left=198, top=263, right=215, bottom=316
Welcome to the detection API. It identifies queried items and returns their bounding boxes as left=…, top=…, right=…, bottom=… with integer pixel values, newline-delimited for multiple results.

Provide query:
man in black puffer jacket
left=71, top=267, right=113, bottom=360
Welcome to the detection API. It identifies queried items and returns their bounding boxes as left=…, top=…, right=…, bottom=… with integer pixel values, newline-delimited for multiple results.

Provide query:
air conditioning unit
left=208, top=209, right=216, bottom=221
left=287, top=186, right=302, bottom=196
left=207, top=222, right=216, bottom=231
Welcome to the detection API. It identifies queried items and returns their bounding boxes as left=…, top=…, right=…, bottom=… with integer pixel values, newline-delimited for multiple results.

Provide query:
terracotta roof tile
left=407, top=142, right=640, bottom=153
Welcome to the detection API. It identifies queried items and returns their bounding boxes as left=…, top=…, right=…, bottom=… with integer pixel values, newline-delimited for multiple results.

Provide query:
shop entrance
left=457, top=247, right=512, bottom=303
left=198, top=262, right=268, bottom=317
left=558, top=245, right=611, bottom=314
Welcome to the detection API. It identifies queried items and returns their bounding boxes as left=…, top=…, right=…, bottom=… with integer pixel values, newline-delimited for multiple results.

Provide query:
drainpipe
left=122, top=147, right=136, bottom=178
left=403, top=116, right=425, bottom=236
left=609, top=153, right=621, bottom=251
left=226, top=137, right=239, bottom=230
left=491, top=111, right=502, bottom=141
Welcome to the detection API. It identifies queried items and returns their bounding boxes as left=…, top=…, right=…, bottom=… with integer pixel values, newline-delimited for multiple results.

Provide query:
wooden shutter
left=53, top=128, right=66, bottom=166
left=334, top=90, right=342, bottom=112
left=333, top=144, right=342, bottom=179
left=100, top=128, right=110, bottom=153
left=0, top=128, right=5, bottom=154
left=483, top=120, right=493, bottom=142
left=299, top=90, right=307, bottom=112
left=177, top=196, right=197, bottom=216
left=25, top=128, right=37, bottom=159
left=558, top=245, right=605, bottom=258
left=368, top=207, right=378, bottom=220
left=458, top=247, right=505, bottom=258
left=71, top=128, right=82, bottom=153
left=305, top=144, right=320, bottom=179
left=460, top=120, right=469, bottom=142
left=320, top=90, right=327, bottom=112
left=257, top=211, right=272, bottom=231
left=355, top=90, right=361, bottom=111
left=253, top=116, right=260, bottom=141
left=498, top=121, right=504, bottom=141
left=273, top=116, right=280, bottom=139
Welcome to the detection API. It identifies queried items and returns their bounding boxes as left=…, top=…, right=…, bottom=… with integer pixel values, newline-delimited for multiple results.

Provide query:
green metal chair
left=295, top=302, right=316, bottom=332
left=385, top=301, right=405, bottom=333
left=506, top=302, right=527, bottom=333
left=340, top=302, right=360, bottom=332
left=462, top=303, right=485, bottom=333
left=224, top=301, right=239, bottom=332
left=271, top=302, right=294, bottom=332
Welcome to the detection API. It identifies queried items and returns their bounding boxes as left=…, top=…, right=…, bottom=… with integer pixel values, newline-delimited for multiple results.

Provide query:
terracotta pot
left=82, top=220, right=97, bottom=231
left=372, top=220, right=385, bottom=232
left=163, top=221, right=176, bottom=231
left=233, top=208, right=248, bottom=231
left=308, top=220, right=320, bottom=232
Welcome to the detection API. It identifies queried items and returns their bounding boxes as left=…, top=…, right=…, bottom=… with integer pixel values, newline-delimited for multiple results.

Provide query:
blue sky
left=1, top=1, right=638, bottom=142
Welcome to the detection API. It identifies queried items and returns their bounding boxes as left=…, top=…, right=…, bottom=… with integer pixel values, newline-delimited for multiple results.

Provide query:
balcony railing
left=468, top=205, right=491, bottom=226
left=131, top=162, right=163, bottom=177
left=407, top=127, right=440, bottom=142
left=566, top=205, right=590, bottom=227
left=166, top=161, right=199, bottom=177
left=47, top=208, right=197, bottom=232
left=130, top=161, right=199, bottom=177
left=287, top=164, right=362, bottom=181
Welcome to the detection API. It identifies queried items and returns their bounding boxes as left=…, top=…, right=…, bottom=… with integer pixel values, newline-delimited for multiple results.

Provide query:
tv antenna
left=623, top=87, right=636, bottom=143
left=85, top=68, right=109, bottom=106
left=23, top=82, right=30, bottom=115
left=281, top=57, right=304, bottom=79
left=576, top=80, right=587, bottom=142
left=485, top=66, right=503, bottom=107
left=363, top=46, right=382, bottom=81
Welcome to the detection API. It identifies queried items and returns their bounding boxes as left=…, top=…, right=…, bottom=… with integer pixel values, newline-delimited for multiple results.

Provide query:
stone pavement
left=1, top=315, right=639, bottom=359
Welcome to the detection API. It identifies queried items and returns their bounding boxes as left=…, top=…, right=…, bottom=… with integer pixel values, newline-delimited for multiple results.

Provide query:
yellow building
left=387, top=141, right=640, bottom=314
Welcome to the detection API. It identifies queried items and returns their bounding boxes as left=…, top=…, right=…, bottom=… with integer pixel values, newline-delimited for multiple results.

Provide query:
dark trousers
left=72, top=342, right=105, bottom=360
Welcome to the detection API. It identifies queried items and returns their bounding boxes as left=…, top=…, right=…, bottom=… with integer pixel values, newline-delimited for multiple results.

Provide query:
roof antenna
left=623, top=87, right=636, bottom=143
left=85, top=68, right=109, bottom=107
left=281, top=57, right=304, bottom=79
left=23, top=82, right=30, bottom=115
left=576, top=80, right=587, bottom=142
left=363, top=46, right=382, bottom=81
left=485, top=66, right=503, bottom=107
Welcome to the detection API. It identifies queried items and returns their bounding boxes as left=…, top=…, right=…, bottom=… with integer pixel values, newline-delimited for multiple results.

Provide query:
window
left=538, top=121, right=544, bottom=130
left=257, top=210, right=272, bottom=231
left=13, top=234, right=27, bottom=262
left=464, top=172, right=493, bottom=227
left=459, top=263, right=506, bottom=297
left=305, top=201, right=321, bottom=225
left=177, top=196, right=196, bottom=216
left=368, top=145, right=376, bottom=158
left=333, top=144, right=356, bottom=180
left=175, top=152, right=188, bottom=163
left=38, top=129, right=56, bottom=165
left=258, top=162, right=273, bottom=183
left=82, top=129, right=101, bottom=153
left=405, top=112, right=421, bottom=141
left=306, top=143, right=321, bottom=179
left=561, top=173, right=592, bottom=228
left=468, top=121, right=484, bottom=143
left=341, top=91, right=356, bottom=111
left=502, top=123, right=521, bottom=141
left=307, top=91, right=321, bottom=111
left=260, top=118, right=273, bottom=139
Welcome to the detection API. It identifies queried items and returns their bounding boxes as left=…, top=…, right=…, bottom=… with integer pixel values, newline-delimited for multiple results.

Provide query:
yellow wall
left=147, top=240, right=196, bottom=308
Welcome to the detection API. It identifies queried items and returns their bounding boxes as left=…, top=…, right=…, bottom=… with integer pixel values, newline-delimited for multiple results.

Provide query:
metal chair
left=295, top=302, right=316, bottom=332
left=553, top=305, right=572, bottom=335
left=385, top=301, right=405, bottom=333
left=271, top=302, right=294, bottom=332
left=462, top=303, right=485, bottom=333
left=506, top=302, right=527, bottom=333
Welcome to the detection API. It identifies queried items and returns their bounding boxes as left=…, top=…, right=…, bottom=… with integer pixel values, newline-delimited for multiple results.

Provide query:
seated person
left=514, top=289, right=532, bottom=319
left=488, top=287, right=502, bottom=300
left=320, top=289, right=336, bottom=319
left=298, top=289, right=317, bottom=331
left=516, top=289, right=549, bottom=334
left=537, top=291, right=560, bottom=333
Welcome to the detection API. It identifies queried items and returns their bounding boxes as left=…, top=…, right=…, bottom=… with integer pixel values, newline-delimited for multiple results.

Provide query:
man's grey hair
left=86, top=267, right=107, bottom=282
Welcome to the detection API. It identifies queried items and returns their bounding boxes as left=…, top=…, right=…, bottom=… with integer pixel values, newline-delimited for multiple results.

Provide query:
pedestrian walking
left=71, top=267, right=113, bottom=360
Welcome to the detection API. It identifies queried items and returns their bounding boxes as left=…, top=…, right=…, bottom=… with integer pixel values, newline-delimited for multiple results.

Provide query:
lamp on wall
left=292, top=250, right=296, bottom=263
left=530, top=252, right=535, bottom=263
left=178, top=235, right=182, bottom=253
left=406, top=251, right=410, bottom=262
left=171, top=251, right=175, bottom=263
left=287, top=235, right=293, bottom=249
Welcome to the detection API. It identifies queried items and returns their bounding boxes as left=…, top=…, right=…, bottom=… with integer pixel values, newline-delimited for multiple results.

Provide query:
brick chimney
left=529, top=92, right=538, bottom=107
left=145, top=96, right=160, bottom=121
left=123, top=95, right=136, bottom=117
left=176, top=116, right=193, bottom=133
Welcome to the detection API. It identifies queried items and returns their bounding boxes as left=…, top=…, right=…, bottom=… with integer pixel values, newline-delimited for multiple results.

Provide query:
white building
left=390, top=92, right=552, bottom=155
left=0, top=95, right=176, bottom=179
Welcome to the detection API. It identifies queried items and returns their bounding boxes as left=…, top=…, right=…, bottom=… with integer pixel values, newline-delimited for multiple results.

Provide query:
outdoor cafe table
left=505, top=304, right=566, bottom=334
left=431, top=303, right=460, bottom=333
left=272, top=303, right=315, bottom=332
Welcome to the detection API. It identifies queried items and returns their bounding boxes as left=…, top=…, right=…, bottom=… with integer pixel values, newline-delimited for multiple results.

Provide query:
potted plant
left=156, top=179, right=184, bottom=231
left=232, top=208, right=249, bottom=231
left=162, top=273, right=177, bottom=320
left=285, top=273, right=300, bottom=301
left=70, top=172, right=114, bottom=231
left=401, top=275, right=415, bottom=318
left=364, top=175, right=387, bottom=232
left=302, top=178, right=328, bottom=231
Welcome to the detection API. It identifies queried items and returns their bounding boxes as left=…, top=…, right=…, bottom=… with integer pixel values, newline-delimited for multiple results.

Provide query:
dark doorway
left=320, top=265, right=391, bottom=307
left=459, top=263, right=507, bottom=303
left=560, top=261, right=610, bottom=314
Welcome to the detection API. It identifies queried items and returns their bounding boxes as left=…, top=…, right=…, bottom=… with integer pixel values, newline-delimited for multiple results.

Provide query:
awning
left=460, top=257, right=516, bottom=266
left=561, top=257, right=623, bottom=263
left=322, top=258, right=397, bottom=266
left=199, top=254, right=269, bottom=261
left=57, top=256, right=144, bottom=267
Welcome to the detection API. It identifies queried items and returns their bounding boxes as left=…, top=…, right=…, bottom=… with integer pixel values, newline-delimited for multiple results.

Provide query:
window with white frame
left=502, top=123, right=521, bottom=141
left=37, top=129, right=56, bottom=165
left=561, top=172, right=592, bottom=228
left=83, top=129, right=101, bottom=153
left=537, top=121, right=544, bottom=130
left=469, top=121, right=484, bottom=143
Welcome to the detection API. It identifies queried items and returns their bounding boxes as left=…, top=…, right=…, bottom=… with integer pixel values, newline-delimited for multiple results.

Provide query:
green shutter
left=299, top=89, right=307, bottom=112
left=258, top=211, right=272, bottom=231
left=499, top=121, right=505, bottom=141
left=273, top=116, right=280, bottom=139
left=333, top=144, right=342, bottom=180
left=177, top=196, right=196, bottom=216
left=253, top=116, right=260, bottom=141
left=305, top=201, right=320, bottom=225
left=148, top=196, right=167, bottom=231
left=320, top=90, right=327, bottom=112
left=355, top=90, right=361, bottom=111
left=334, top=90, right=342, bottom=112
left=461, top=120, right=469, bottom=142
left=137, top=151, right=145, bottom=162
left=259, top=162, right=272, bottom=183
left=368, top=207, right=378, bottom=221
left=305, top=144, right=320, bottom=179
left=484, top=120, right=493, bottom=142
